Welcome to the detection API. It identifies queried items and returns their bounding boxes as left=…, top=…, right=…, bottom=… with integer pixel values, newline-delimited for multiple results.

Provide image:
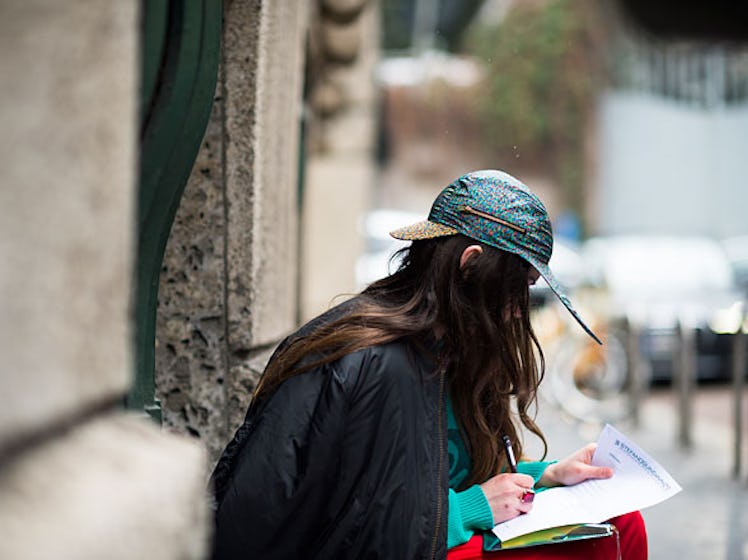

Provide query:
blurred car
left=581, top=235, right=744, bottom=382
left=721, top=234, right=748, bottom=296
left=355, top=208, right=424, bottom=290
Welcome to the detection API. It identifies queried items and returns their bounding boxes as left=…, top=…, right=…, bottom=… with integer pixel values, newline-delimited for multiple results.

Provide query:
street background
left=363, top=1, right=748, bottom=558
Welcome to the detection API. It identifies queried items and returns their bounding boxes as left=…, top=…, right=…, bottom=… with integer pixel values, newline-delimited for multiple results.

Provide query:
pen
left=501, top=435, right=518, bottom=473
left=502, top=434, right=535, bottom=503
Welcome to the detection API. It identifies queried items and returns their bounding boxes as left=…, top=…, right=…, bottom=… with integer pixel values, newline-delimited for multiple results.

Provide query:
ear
left=459, top=244, right=484, bottom=270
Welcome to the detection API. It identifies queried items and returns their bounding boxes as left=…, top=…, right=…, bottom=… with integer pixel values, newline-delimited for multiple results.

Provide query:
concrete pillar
left=676, top=322, right=697, bottom=449
left=0, top=3, right=209, bottom=558
left=156, top=0, right=309, bottom=461
left=0, top=0, right=135, bottom=449
left=301, top=0, right=380, bottom=321
left=731, top=330, right=746, bottom=479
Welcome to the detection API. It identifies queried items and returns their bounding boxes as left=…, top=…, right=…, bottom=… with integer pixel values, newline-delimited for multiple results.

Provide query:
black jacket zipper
left=429, top=368, right=447, bottom=559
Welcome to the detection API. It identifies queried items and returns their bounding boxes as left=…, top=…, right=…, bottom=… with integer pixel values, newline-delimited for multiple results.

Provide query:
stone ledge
left=0, top=413, right=210, bottom=560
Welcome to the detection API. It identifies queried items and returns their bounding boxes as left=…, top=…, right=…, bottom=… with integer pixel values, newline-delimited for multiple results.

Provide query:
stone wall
left=156, top=0, right=309, bottom=463
left=0, top=2, right=209, bottom=558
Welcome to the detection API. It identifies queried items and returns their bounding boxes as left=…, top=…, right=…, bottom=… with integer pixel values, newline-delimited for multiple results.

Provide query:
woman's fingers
left=543, top=443, right=615, bottom=487
left=584, top=465, right=614, bottom=480
left=480, top=473, right=536, bottom=523
left=579, top=442, right=598, bottom=461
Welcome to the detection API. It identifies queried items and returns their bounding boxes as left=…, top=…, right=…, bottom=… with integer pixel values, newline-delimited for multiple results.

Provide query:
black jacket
left=210, top=301, right=449, bottom=559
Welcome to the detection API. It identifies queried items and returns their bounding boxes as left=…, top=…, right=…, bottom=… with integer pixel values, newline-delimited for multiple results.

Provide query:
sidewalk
left=528, top=384, right=748, bottom=559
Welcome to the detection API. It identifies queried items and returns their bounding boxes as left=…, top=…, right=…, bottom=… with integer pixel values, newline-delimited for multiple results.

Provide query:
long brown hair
left=253, top=234, right=547, bottom=487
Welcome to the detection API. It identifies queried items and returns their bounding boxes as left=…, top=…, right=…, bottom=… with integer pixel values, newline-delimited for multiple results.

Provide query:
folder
left=496, top=522, right=616, bottom=550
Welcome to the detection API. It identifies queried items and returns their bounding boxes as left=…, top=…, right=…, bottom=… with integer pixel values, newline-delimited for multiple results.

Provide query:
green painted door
left=129, top=1, right=222, bottom=420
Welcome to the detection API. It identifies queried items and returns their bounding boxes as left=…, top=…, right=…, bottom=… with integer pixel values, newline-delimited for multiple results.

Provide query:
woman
left=210, top=170, right=647, bottom=559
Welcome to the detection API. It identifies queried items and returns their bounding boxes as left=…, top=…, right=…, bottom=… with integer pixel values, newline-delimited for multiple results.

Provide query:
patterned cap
left=390, top=169, right=601, bottom=344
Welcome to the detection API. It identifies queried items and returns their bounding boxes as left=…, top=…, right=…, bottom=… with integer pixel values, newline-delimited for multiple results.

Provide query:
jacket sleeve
left=212, top=362, right=349, bottom=559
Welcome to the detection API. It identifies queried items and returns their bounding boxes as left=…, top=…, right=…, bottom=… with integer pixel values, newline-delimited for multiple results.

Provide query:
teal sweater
left=447, top=398, right=554, bottom=549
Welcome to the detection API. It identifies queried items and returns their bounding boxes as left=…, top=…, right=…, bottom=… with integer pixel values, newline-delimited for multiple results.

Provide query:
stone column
left=301, top=0, right=380, bottom=321
left=0, top=2, right=208, bottom=558
left=156, top=0, right=309, bottom=462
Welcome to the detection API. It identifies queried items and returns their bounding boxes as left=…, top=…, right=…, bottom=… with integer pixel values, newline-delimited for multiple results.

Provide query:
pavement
left=526, top=383, right=748, bottom=559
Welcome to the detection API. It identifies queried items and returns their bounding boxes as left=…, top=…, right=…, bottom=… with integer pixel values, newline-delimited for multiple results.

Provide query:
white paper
left=492, top=424, right=682, bottom=542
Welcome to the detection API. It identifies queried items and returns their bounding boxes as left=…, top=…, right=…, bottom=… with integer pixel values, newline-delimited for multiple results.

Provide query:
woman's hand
left=539, top=443, right=614, bottom=488
left=479, top=473, right=535, bottom=524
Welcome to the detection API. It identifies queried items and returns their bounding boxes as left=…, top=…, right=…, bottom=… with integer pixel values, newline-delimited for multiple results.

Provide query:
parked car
left=721, top=234, right=748, bottom=296
left=580, top=235, right=744, bottom=382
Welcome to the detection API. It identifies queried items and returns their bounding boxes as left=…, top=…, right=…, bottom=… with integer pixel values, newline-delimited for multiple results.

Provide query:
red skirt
left=447, top=512, right=647, bottom=560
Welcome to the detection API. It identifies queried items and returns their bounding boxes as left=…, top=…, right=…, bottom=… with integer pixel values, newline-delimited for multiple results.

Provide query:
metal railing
left=611, top=34, right=748, bottom=108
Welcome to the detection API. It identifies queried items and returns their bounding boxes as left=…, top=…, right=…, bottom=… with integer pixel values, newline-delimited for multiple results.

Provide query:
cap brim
left=530, top=259, right=603, bottom=345
left=390, top=220, right=459, bottom=241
